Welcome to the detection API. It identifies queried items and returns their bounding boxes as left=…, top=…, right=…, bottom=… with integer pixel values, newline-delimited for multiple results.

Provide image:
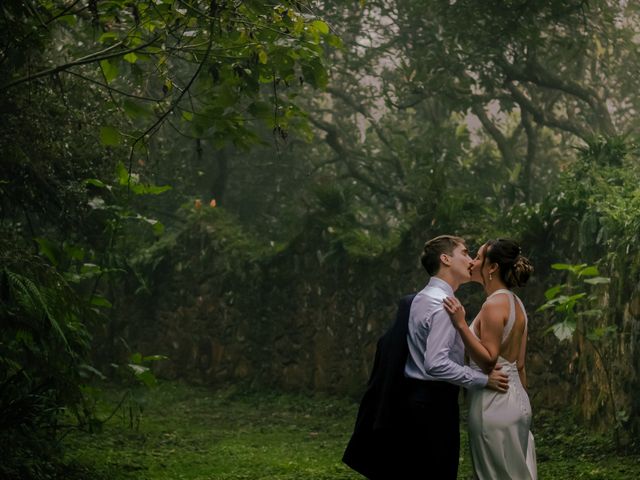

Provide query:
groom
left=343, top=235, right=508, bottom=479
left=403, top=235, right=508, bottom=478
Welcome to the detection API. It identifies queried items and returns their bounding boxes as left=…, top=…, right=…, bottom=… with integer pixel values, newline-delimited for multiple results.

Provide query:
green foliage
left=123, top=353, right=168, bottom=389
left=1, top=0, right=334, bottom=154
left=502, top=135, right=640, bottom=272
left=576, top=135, right=635, bottom=167
left=522, top=138, right=640, bottom=442
left=0, top=237, right=98, bottom=479
left=104, top=353, right=168, bottom=431
left=309, top=184, right=406, bottom=259
left=538, top=263, right=610, bottom=342
left=538, top=262, right=627, bottom=448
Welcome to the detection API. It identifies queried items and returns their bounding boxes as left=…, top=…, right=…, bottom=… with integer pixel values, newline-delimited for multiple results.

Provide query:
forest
left=1, top=0, right=640, bottom=479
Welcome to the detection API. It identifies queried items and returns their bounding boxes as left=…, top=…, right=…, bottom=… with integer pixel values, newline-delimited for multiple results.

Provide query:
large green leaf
left=131, top=184, right=172, bottom=195
left=551, top=263, right=587, bottom=274
left=123, top=100, right=153, bottom=120
left=127, top=363, right=147, bottom=375
left=99, top=126, right=122, bottom=146
left=35, top=237, right=59, bottom=266
left=135, top=369, right=157, bottom=387
left=143, top=354, right=169, bottom=362
left=79, top=363, right=106, bottom=380
left=116, top=161, right=130, bottom=185
left=550, top=320, right=576, bottom=342
left=63, top=243, right=85, bottom=261
left=586, top=325, right=617, bottom=341
left=130, top=352, right=143, bottom=364
left=85, top=178, right=108, bottom=188
left=99, top=59, right=119, bottom=83
left=578, top=266, right=599, bottom=277
left=544, top=284, right=563, bottom=300
left=123, top=52, right=138, bottom=64
left=90, top=295, right=113, bottom=308
left=312, top=20, right=330, bottom=35
left=584, top=276, right=610, bottom=285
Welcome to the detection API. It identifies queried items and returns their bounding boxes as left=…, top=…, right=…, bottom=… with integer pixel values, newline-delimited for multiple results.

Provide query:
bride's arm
left=517, top=325, right=528, bottom=390
left=443, top=297, right=505, bottom=374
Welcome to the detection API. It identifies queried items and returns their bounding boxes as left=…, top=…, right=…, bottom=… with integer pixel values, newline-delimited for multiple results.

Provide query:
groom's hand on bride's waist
left=486, top=365, right=509, bottom=393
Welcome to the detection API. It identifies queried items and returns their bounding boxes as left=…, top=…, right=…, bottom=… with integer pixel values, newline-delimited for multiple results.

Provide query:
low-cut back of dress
left=467, top=290, right=537, bottom=480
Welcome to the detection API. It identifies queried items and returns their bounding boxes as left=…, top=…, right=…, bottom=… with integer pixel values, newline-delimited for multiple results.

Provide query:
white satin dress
left=467, top=289, right=538, bottom=480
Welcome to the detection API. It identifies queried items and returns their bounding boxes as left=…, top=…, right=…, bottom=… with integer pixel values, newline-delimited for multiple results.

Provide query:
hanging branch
left=125, top=22, right=215, bottom=184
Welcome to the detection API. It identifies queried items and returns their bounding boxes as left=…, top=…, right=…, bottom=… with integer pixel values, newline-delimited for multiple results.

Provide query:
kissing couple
left=344, top=235, right=538, bottom=479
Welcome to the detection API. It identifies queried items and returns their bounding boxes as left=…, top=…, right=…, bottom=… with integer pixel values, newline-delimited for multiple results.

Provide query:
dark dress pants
left=402, top=379, right=460, bottom=480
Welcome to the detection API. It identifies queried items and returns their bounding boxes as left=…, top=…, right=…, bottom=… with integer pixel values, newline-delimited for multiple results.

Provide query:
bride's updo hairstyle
left=484, top=239, right=534, bottom=288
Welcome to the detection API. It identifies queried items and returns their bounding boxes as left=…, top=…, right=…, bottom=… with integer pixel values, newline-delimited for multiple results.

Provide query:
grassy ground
left=62, top=382, right=640, bottom=480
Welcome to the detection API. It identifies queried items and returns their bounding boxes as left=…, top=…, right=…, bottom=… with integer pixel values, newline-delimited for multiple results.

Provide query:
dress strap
left=487, top=289, right=516, bottom=342
left=513, top=294, right=528, bottom=330
left=487, top=288, right=511, bottom=298
left=501, top=292, right=516, bottom=343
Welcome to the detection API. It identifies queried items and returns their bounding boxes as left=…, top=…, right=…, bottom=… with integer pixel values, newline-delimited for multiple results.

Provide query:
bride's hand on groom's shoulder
left=443, top=296, right=466, bottom=329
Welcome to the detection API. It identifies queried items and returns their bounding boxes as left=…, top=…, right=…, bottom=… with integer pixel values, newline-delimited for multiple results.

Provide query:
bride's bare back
left=474, top=290, right=529, bottom=387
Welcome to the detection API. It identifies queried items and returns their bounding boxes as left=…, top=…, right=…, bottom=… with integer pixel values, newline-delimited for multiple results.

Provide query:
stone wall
left=122, top=216, right=422, bottom=396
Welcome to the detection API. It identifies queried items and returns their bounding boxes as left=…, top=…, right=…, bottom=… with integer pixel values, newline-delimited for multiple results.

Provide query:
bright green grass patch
left=62, top=382, right=639, bottom=480
left=64, top=383, right=361, bottom=480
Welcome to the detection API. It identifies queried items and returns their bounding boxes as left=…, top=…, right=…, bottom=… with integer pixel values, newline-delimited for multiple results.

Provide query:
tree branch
left=500, top=57, right=616, bottom=136
left=383, top=89, right=429, bottom=110
left=308, top=115, right=412, bottom=203
left=521, top=109, right=537, bottom=203
left=125, top=24, right=214, bottom=182
left=1, top=36, right=159, bottom=92
left=471, top=103, right=517, bottom=166
left=63, top=70, right=162, bottom=102
left=505, top=82, right=590, bottom=140
left=326, top=86, right=405, bottom=180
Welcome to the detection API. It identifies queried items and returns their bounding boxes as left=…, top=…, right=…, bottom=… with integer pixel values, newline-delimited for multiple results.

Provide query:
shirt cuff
left=471, top=371, right=488, bottom=390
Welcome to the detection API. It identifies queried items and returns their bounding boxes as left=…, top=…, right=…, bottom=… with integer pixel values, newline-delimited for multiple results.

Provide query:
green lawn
left=62, top=382, right=639, bottom=480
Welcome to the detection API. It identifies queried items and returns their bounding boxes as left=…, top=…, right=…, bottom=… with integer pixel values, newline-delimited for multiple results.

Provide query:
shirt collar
left=427, top=276, right=455, bottom=297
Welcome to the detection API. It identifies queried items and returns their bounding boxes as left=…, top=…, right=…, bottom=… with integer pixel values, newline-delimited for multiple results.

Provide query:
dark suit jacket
left=342, top=293, right=416, bottom=479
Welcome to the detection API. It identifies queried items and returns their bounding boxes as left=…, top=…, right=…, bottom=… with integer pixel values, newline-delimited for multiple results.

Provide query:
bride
left=443, top=238, right=537, bottom=480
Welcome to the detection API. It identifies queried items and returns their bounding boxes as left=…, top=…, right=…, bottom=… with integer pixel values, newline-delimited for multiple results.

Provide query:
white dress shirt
left=404, top=277, right=488, bottom=389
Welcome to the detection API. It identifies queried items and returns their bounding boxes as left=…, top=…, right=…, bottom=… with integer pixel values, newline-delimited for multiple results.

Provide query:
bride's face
left=470, top=243, right=488, bottom=284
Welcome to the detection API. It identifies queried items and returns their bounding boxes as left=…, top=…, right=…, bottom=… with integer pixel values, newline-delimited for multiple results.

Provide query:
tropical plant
left=0, top=237, right=99, bottom=478
left=538, top=262, right=627, bottom=449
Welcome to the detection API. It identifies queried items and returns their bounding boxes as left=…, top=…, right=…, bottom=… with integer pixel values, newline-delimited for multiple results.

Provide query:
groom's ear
left=440, top=253, right=451, bottom=267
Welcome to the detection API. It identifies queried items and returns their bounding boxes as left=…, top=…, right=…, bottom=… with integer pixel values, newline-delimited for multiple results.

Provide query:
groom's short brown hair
left=421, top=235, right=466, bottom=276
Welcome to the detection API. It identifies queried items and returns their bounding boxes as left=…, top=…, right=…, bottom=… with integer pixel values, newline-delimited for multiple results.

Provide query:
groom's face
left=447, top=243, right=474, bottom=283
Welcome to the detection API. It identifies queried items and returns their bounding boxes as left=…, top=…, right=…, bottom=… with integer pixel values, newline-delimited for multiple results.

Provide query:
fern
left=4, top=269, right=70, bottom=349
left=0, top=356, right=23, bottom=376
